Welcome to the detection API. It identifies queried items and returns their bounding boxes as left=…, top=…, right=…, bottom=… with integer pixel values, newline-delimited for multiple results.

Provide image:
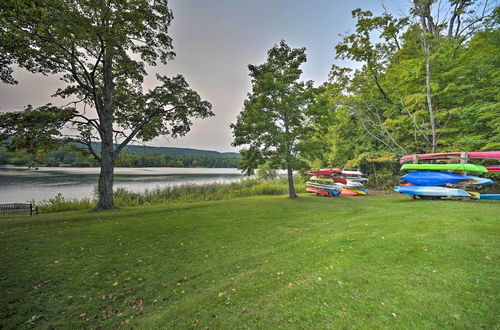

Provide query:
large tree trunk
left=95, top=139, right=115, bottom=210
left=95, top=54, right=116, bottom=210
left=286, top=162, right=297, bottom=199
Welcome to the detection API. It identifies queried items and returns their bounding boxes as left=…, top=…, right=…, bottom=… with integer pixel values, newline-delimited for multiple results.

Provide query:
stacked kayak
left=395, top=151, right=499, bottom=200
left=306, top=169, right=368, bottom=196
left=340, top=170, right=369, bottom=196
left=306, top=169, right=342, bottom=196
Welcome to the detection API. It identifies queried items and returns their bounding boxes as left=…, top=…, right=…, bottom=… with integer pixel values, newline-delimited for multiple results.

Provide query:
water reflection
left=0, top=167, right=243, bottom=203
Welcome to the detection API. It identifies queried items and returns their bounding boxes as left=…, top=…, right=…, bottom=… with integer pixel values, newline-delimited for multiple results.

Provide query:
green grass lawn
left=1, top=194, right=498, bottom=329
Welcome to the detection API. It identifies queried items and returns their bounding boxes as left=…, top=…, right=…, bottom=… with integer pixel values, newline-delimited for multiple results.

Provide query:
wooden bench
left=0, top=203, right=38, bottom=216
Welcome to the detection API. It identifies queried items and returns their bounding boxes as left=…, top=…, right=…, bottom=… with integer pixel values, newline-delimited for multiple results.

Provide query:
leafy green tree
left=0, top=0, right=213, bottom=210
left=231, top=41, right=317, bottom=198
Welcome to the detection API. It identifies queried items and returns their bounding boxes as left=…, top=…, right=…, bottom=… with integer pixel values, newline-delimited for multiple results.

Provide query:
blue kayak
left=479, top=194, right=500, bottom=200
left=402, top=171, right=472, bottom=186
left=394, top=185, right=474, bottom=197
left=465, top=176, right=494, bottom=185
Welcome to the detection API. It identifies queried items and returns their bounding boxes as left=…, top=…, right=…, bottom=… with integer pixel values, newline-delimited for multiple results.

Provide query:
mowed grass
left=0, top=194, right=498, bottom=329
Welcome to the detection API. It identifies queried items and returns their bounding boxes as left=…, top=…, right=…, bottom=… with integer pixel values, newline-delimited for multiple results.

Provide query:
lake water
left=0, top=166, right=243, bottom=203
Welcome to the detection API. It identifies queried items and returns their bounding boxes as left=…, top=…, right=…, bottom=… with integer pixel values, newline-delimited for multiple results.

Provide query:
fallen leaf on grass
left=341, top=307, right=348, bottom=312
left=218, top=292, right=224, bottom=297
left=112, top=282, right=118, bottom=286
left=79, top=312, right=87, bottom=319
left=130, top=298, right=143, bottom=309
left=106, top=310, right=117, bottom=320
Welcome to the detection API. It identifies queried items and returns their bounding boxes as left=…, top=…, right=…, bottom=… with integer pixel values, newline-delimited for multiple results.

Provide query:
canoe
left=340, top=189, right=359, bottom=196
left=400, top=151, right=500, bottom=163
left=306, top=187, right=330, bottom=196
left=402, top=171, right=472, bottom=186
left=401, top=163, right=488, bottom=173
left=479, top=194, right=500, bottom=200
left=307, top=168, right=342, bottom=175
left=394, top=185, right=477, bottom=198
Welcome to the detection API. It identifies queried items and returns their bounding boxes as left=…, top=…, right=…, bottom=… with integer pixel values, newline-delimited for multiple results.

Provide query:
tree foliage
left=231, top=41, right=318, bottom=198
left=306, top=1, right=498, bottom=174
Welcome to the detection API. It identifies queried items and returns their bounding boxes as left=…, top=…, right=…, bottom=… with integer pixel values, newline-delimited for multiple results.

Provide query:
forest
left=232, top=1, right=499, bottom=192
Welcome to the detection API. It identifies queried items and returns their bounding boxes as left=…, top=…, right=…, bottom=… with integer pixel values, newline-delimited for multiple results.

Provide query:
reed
left=37, top=178, right=306, bottom=213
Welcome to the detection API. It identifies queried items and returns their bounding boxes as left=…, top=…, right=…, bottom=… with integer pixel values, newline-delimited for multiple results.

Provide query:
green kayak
left=401, top=163, right=488, bottom=173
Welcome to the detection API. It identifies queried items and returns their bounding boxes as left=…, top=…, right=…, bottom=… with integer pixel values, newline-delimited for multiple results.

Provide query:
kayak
left=332, top=177, right=348, bottom=185
left=306, top=182, right=343, bottom=191
left=394, top=185, right=478, bottom=198
left=400, top=151, right=500, bottom=163
left=346, top=176, right=368, bottom=182
left=402, top=171, right=473, bottom=186
left=310, top=176, right=336, bottom=182
left=342, top=170, right=364, bottom=176
left=401, top=163, right=488, bottom=173
left=346, top=180, right=364, bottom=187
left=465, top=176, right=494, bottom=185
left=310, top=176, right=351, bottom=185
left=337, top=182, right=364, bottom=188
left=340, top=189, right=359, bottom=196
left=307, top=169, right=342, bottom=175
left=345, top=188, right=368, bottom=195
left=486, top=166, right=500, bottom=172
left=305, top=187, right=330, bottom=196
left=479, top=194, right=500, bottom=200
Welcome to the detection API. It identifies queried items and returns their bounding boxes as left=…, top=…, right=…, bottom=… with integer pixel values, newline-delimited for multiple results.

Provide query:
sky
left=0, top=0, right=409, bottom=152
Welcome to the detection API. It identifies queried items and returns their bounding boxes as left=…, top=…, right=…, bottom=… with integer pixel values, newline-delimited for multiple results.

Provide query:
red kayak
left=400, top=151, right=500, bottom=163
left=332, top=177, right=348, bottom=185
left=307, top=168, right=342, bottom=176
left=306, top=187, right=330, bottom=196
left=486, top=166, right=500, bottom=172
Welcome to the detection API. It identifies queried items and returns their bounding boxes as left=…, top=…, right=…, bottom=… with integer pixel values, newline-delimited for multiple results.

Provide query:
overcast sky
left=0, top=0, right=409, bottom=152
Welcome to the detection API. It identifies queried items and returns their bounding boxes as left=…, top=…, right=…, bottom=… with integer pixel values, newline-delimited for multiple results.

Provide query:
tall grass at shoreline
left=36, top=178, right=305, bottom=213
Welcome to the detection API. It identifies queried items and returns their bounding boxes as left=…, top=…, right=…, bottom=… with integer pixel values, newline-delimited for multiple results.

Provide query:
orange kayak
left=340, top=189, right=358, bottom=196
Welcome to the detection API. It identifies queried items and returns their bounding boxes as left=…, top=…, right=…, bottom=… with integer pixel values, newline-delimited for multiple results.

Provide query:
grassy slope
left=0, top=194, right=498, bottom=329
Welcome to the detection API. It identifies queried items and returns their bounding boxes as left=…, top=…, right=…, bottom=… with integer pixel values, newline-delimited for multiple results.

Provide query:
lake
left=0, top=166, right=243, bottom=203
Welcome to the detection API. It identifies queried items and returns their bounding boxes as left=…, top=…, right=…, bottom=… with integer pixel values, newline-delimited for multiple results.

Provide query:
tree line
left=0, top=146, right=239, bottom=168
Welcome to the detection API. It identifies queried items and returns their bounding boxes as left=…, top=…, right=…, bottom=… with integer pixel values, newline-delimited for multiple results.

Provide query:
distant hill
left=80, top=142, right=241, bottom=158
